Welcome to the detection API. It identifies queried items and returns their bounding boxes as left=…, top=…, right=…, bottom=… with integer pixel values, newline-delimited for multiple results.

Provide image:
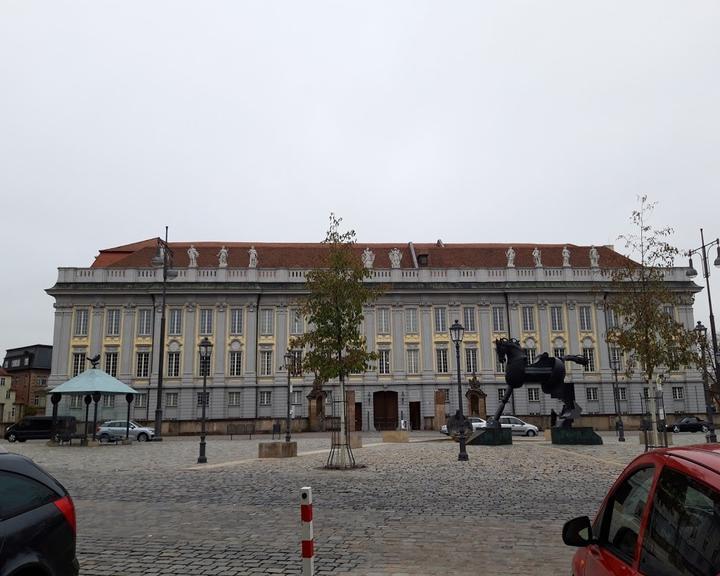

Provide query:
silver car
left=441, top=416, right=487, bottom=435
left=96, top=420, right=155, bottom=442
left=497, top=416, right=539, bottom=436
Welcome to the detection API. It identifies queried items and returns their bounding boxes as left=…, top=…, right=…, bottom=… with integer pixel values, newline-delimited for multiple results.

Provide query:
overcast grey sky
left=1, top=1, right=719, bottom=359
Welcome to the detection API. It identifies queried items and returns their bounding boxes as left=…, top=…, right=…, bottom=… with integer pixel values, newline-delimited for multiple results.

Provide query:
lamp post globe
left=284, top=351, right=293, bottom=443
left=197, top=337, right=213, bottom=464
left=450, top=320, right=469, bottom=462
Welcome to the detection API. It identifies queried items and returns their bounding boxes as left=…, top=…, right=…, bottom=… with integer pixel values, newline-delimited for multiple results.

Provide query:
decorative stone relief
left=362, top=248, right=375, bottom=269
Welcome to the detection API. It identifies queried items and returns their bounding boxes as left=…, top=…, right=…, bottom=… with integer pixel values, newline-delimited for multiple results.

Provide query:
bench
left=228, top=422, right=256, bottom=440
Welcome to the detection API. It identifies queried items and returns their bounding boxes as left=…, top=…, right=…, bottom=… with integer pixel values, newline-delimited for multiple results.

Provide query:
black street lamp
left=695, top=322, right=717, bottom=443
left=151, top=227, right=178, bottom=441
left=197, top=337, right=213, bottom=464
left=450, top=320, right=469, bottom=462
left=609, top=357, right=626, bottom=442
left=687, top=229, right=720, bottom=401
left=284, top=351, right=293, bottom=443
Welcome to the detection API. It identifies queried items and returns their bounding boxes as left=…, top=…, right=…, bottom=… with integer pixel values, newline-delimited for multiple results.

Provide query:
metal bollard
left=300, top=486, right=314, bottom=576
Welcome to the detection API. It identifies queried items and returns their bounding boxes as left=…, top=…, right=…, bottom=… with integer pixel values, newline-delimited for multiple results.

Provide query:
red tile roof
left=91, top=239, right=634, bottom=270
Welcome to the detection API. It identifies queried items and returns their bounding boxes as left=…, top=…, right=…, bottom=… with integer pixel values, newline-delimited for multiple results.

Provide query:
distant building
left=0, top=368, right=16, bottom=423
left=2, top=345, right=52, bottom=418
left=45, top=238, right=703, bottom=430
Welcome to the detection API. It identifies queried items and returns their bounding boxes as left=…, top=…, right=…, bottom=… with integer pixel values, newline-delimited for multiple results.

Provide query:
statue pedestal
left=258, top=441, right=297, bottom=458
left=467, top=428, right=512, bottom=445
left=551, top=427, right=603, bottom=445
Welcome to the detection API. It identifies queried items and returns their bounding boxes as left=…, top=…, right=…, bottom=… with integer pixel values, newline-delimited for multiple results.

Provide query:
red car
left=563, top=444, right=720, bottom=575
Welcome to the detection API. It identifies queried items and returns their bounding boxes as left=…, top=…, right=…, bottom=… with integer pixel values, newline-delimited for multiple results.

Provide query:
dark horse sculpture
left=493, top=338, right=588, bottom=428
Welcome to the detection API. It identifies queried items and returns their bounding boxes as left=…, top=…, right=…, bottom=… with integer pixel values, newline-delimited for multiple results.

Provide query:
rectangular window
left=102, top=394, right=115, bottom=407
left=498, top=388, right=506, bottom=403
left=135, top=393, right=147, bottom=408
left=528, top=387, right=540, bottom=402
left=492, top=306, right=506, bottom=332
left=199, top=309, right=213, bottom=335
left=259, top=391, right=272, bottom=406
left=137, top=308, right=153, bottom=336
left=260, top=351, right=273, bottom=376
left=644, top=387, right=650, bottom=399
left=167, top=352, right=180, bottom=377
left=197, top=392, right=209, bottom=407
left=74, top=308, right=89, bottom=336
left=168, top=309, right=182, bottom=336
left=583, top=348, right=596, bottom=372
left=378, top=350, right=391, bottom=374
left=104, top=352, right=118, bottom=377
left=606, top=308, right=618, bottom=329
left=550, top=306, right=564, bottom=331
left=436, top=348, right=448, bottom=373
left=260, top=309, right=274, bottom=335
left=406, top=349, right=419, bottom=374
left=672, top=386, right=684, bottom=400
left=33, top=395, right=40, bottom=406
left=434, top=307, right=447, bottom=333
left=463, top=307, right=476, bottom=332
left=663, top=305, right=674, bottom=319
left=465, top=348, right=478, bottom=373
left=405, top=308, right=418, bottom=334
left=230, top=308, right=244, bottom=335
left=440, top=388, right=450, bottom=403
left=290, top=309, right=303, bottom=335
left=0, top=377, right=4, bottom=386
left=579, top=306, right=593, bottom=332
left=292, top=390, right=302, bottom=406
left=377, top=308, right=391, bottom=334
left=553, top=347, right=566, bottom=359
left=525, top=348, right=537, bottom=365
left=522, top=306, right=535, bottom=332
left=106, top=308, right=121, bottom=336
left=70, top=395, right=82, bottom=409
left=72, top=353, right=86, bottom=377
left=610, top=347, right=624, bottom=371
left=136, top=351, right=150, bottom=378
left=166, top=392, right=178, bottom=407
left=199, top=355, right=211, bottom=377
left=618, top=387, right=627, bottom=401
left=289, top=350, right=303, bottom=376
left=229, top=351, right=243, bottom=377
left=586, top=387, right=599, bottom=401
left=496, top=356, right=506, bottom=373
left=228, top=392, right=241, bottom=406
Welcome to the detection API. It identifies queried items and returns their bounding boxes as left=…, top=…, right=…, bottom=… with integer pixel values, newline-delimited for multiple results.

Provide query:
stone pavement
left=2, top=430, right=710, bottom=575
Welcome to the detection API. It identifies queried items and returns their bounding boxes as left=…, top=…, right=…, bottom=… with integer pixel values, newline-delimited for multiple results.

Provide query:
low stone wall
left=382, top=430, right=409, bottom=443
left=258, top=441, right=298, bottom=458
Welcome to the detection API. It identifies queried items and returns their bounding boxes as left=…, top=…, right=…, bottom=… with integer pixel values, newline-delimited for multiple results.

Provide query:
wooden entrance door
left=409, top=401, right=421, bottom=430
left=355, top=402, right=363, bottom=432
left=373, top=391, right=398, bottom=430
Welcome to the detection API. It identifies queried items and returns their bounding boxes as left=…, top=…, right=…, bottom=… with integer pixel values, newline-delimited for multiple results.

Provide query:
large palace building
left=46, top=239, right=703, bottom=431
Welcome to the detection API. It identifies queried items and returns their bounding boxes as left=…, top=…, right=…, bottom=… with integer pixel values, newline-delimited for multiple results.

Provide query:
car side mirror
left=562, top=516, right=595, bottom=547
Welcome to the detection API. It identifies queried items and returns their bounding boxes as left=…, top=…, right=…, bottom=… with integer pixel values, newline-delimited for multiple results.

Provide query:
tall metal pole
left=198, top=352, right=209, bottom=464
left=455, top=339, right=468, bottom=462
left=697, top=323, right=718, bottom=443
left=285, top=352, right=292, bottom=443
left=611, top=362, right=626, bottom=442
left=154, top=227, right=169, bottom=441
left=700, top=229, right=720, bottom=390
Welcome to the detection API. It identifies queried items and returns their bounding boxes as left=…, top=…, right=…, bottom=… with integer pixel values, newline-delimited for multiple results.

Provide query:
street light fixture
left=609, top=357, right=626, bottom=442
left=695, top=322, right=717, bottom=443
left=197, top=337, right=213, bottom=464
left=449, top=319, right=469, bottom=462
left=151, top=227, right=178, bottom=441
left=687, top=229, right=720, bottom=404
left=284, top=351, right=294, bottom=443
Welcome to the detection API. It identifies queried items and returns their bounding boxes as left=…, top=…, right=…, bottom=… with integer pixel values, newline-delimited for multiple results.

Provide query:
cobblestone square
left=2, top=431, right=707, bottom=575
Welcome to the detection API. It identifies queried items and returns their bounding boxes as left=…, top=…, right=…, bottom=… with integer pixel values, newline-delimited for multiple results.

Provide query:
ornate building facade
left=46, top=239, right=703, bottom=430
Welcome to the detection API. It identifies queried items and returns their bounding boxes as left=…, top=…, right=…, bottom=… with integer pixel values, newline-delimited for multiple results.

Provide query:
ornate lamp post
left=151, top=227, right=178, bottom=441
left=197, top=337, right=213, bottom=464
left=695, top=322, right=717, bottom=443
left=687, top=230, right=720, bottom=401
left=450, top=320, right=468, bottom=462
left=284, top=351, right=293, bottom=443
left=609, top=357, right=626, bottom=442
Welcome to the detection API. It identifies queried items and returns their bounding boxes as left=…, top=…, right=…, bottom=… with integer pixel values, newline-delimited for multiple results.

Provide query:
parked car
left=0, top=447, right=79, bottom=575
left=486, top=416, right=540, bottom=436
left=563, top=444, right=720, bottom=575
left=665, top=415, right=712, bottom=433
left=96, top=420, right=155, bottom=442
left=4, top=416, right=77, bottom=443
left=440, top=416, right=486, bottom=435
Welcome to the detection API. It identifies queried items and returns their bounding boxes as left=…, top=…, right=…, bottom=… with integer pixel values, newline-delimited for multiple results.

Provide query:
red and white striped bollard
left=301, top=486, right=314, bottom=576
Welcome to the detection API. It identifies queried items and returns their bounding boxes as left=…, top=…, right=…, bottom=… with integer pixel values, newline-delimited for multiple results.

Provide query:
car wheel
left=7, top=433, right=16, bottom=443
left=702, top=426, right=709, bottom=433
left=526, top=429, right=537, bottom=437
left=673, top=425, right=680, bottom=433
left=98, top=434, right=110, bottom=443
left=137, top=432, right=148, bottom=442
